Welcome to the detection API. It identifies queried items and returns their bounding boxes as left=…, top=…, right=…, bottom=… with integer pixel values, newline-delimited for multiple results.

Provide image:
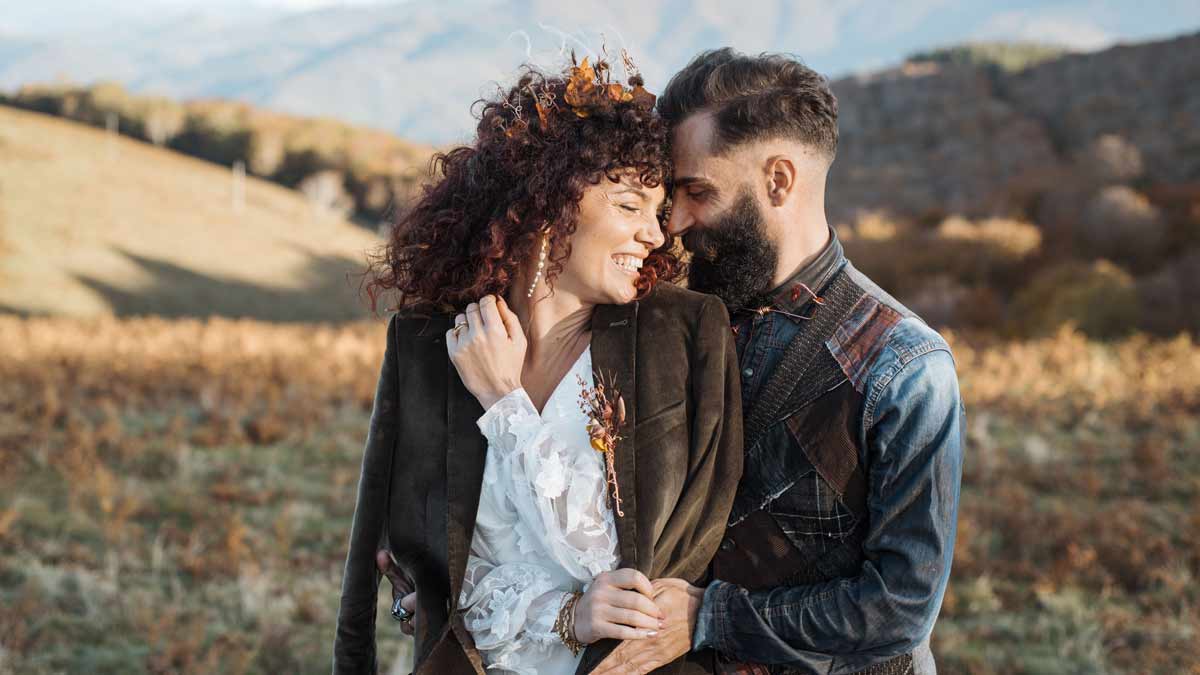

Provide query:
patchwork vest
left=710, top=268, right=914, bottom=675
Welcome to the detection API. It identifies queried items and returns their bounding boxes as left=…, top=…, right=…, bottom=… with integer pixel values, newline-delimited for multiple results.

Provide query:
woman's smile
left=612, top=253, right=645, bottom=276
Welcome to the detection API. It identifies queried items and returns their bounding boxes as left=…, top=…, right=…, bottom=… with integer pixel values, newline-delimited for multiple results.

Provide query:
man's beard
left=684, top=189, right=777, bottom=310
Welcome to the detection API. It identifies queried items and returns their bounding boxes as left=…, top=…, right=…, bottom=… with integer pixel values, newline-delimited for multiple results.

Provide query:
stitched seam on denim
left=713, top=582, right=734, bottom=656
left=888, top=338, right=945, bottom=363
left=862, top=344, right=952, bottom=430
left=763, top=580, right=847, bottom=615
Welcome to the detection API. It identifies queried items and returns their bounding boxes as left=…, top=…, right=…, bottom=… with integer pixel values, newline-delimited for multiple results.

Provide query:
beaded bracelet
left=553, top=590, right=586, bottom=656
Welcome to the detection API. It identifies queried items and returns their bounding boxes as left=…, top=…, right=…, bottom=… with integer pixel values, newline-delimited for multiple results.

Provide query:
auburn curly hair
left=363, top=61, right=679, bottom=314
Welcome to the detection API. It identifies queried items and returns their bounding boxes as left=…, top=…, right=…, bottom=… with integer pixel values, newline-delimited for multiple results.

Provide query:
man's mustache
left=682, top=229, right=721, bottom=259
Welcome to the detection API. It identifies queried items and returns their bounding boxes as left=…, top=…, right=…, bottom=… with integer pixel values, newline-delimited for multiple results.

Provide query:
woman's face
left=550, top=172, right=667, bottom=306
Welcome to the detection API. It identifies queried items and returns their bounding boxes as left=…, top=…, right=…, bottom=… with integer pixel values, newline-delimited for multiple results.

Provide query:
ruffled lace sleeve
left=458, top=383, right=620, bottom=673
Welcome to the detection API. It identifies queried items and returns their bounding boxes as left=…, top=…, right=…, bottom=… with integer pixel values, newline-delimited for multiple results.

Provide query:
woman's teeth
left=613, top=255, right=643, bottom=274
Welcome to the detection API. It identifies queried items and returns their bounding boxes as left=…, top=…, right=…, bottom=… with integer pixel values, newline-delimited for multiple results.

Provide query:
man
left=380, top=48, right=964, bottom=674
left=591, top=48, right=965, bottom=674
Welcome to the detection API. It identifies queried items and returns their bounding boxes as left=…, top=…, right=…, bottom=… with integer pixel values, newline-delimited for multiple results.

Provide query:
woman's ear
left=764, top=155, right=797, bottom=207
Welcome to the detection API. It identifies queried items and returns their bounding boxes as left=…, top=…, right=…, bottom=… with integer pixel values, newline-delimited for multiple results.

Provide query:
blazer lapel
left=590, top=301, right=642, bottom=572
left=444, top=317, right=488, bottom=612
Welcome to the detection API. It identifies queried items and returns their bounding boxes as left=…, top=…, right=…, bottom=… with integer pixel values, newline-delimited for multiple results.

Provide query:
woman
left=334, top=58, right=742, bottom=674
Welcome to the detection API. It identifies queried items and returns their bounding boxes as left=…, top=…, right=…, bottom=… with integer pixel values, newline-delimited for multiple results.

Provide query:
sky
left=2, top=1, right=1197, bottom=79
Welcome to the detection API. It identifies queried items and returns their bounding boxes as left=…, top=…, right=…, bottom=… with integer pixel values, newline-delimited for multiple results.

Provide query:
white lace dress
left=459, top=345, right=620, bottom=674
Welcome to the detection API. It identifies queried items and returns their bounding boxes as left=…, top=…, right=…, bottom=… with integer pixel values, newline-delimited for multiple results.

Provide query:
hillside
left=0, top=106, right=384, bottom=321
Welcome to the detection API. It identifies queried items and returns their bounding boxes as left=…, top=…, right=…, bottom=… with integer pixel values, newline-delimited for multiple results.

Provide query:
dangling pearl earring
left=526, top=231, right=549, bottom=298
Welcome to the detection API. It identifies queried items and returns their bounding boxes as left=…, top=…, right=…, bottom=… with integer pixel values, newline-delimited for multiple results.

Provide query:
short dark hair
left=658, top=48, right=838, bottom=161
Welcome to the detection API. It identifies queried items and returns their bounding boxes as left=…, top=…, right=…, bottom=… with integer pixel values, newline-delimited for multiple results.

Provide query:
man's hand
left=592, top=578, right=704, bottom=674
left=377, top=549, right=416, bottom=636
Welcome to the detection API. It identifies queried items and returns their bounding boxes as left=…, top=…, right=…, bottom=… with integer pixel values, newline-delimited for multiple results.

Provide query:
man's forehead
left=671, top=111, right=718, bottom=163
left=667, top=110, right=720, bottom=176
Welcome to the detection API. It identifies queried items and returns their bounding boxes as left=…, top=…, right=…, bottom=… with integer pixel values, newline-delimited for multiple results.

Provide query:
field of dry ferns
left=1, top=316, right=1197, bottom=673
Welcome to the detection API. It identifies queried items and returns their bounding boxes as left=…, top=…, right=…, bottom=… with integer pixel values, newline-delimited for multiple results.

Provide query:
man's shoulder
left=829, top=262, right=953, bottom=394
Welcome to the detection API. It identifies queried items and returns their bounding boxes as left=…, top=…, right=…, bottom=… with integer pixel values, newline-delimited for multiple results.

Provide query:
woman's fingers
left=399, top=592, right=417, bottom=636
left=448, top=313, right=468, bottom=345
left=598, top=623, right=657, bottom=641
left=495, top=296, right=522, bottom=340
left=478, top=295, right=505, bottom=336
left=609, top=588, right=665, bottom=621
left=464, top=302, right=481, bottom=333
left=605, top=568, right=656, bottom=602
left=605, top=606, right=663, bottom=631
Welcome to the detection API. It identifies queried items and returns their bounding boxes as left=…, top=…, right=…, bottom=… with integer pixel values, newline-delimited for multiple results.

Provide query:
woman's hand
left=377, top=550, right=417, bottom=636
left=447, top=295, right=527, bottom=411
left=573, top=569, right=666, bottom=644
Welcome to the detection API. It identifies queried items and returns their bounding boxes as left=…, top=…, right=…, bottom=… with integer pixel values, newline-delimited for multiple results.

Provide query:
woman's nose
left=643, top=217, right=666, bottom=250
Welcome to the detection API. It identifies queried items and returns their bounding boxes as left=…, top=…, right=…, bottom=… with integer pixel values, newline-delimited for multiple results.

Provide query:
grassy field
left=1, top=316, right=1196, bottom=674
left=0, top=106, right=381, bottom=322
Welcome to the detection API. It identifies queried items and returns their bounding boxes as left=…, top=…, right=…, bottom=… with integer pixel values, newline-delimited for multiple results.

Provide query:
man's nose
left=666, top=202, right=692, bottom=237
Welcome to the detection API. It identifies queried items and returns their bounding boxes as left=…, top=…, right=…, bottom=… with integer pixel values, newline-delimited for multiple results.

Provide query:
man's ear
left=764, top=154, right=797, bottom=207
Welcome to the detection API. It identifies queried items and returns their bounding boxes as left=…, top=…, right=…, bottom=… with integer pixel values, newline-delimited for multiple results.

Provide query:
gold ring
left=452, top=323, right=467, bottom=337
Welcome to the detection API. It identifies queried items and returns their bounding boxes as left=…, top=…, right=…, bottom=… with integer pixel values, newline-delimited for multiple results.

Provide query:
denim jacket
left=692, top=229, right=965, bottom=675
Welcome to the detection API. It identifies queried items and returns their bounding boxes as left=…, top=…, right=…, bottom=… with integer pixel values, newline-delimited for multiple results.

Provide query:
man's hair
left=658, top=48, right=838, bottom=161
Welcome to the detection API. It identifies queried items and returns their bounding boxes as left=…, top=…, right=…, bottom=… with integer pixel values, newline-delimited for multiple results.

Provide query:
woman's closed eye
left=618, top=203, right=641, bottom=214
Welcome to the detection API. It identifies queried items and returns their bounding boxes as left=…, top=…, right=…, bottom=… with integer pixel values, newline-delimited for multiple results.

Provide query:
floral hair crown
left=498, top=50, right=657, bottom=135
left=558, top=52, right=657, bottom=119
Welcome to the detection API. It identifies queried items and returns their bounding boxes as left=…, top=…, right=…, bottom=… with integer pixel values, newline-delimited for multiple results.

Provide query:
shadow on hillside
left=73, top=246, right=380, bottom=322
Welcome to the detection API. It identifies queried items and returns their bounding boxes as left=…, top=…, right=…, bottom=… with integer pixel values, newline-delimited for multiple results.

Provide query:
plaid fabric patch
left=828, top=294, right=902, bottom=394
left=768, top=470, right=858, bottom=539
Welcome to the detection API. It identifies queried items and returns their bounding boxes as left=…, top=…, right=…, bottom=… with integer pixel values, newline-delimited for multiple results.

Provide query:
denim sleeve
left=693, top=348, right=964, bottom=671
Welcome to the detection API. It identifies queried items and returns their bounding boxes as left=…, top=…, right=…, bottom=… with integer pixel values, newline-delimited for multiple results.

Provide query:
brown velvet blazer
left=333, top=282, right=743, bottom=674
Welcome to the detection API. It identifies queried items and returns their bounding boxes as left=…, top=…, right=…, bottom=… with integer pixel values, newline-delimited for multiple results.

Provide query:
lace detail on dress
left=461, top=346, right=620, bottom=673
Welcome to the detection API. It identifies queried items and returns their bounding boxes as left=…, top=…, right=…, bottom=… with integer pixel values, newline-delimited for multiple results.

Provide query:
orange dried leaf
left=630, top=85, right=656, bottom=109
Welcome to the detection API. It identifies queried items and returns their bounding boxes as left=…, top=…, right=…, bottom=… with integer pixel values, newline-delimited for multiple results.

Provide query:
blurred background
left=1, top=1, right=1198, bottom=673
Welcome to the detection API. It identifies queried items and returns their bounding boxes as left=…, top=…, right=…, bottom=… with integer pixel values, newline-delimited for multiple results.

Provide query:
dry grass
left=0, top=106, right=381, bottom=321
left=1, top=316, right=1197, bottom=674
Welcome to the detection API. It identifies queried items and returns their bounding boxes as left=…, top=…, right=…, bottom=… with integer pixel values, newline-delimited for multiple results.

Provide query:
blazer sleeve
left=655, top=296, right=744, bottom=582
left=333, top=313, right=402, bottom=674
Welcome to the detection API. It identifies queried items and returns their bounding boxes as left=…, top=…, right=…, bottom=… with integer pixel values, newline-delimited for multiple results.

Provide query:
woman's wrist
left=476, top=382, right=524, bottom=413
left=553, top=590, right=586, bottom=655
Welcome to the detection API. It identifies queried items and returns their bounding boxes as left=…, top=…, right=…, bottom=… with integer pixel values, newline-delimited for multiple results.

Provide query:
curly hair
left=364, top=62, right=679, bottom=314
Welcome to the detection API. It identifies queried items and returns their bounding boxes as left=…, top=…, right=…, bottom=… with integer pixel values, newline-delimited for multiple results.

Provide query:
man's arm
left=693, top=347, right=964, bottom=670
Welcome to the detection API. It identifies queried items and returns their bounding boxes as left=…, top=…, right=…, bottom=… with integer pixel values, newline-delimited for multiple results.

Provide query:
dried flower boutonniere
left=576, top=371, right=626, bottom=517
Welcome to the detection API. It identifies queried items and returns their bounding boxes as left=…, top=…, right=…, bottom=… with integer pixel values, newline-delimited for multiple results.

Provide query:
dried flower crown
left=497, top=50, right=657, bottom=138
left=558, top=54, right=657, bottom=119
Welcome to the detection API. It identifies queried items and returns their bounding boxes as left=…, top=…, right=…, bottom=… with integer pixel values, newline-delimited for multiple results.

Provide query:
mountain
left=0, top=105, right=383, bottom=321
left=827, top=30, right=1200, bottom=224
left=1, top=0, right=837, bottom=143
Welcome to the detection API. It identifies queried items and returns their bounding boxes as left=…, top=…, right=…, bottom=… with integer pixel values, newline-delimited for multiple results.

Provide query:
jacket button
left=742, top=368, right=754, bottom=378
left=719, top=537, right=735, bottom=551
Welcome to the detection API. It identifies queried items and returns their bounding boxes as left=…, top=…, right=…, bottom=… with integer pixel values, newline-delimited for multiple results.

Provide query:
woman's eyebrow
left=612, top=186, right=650, bottom=200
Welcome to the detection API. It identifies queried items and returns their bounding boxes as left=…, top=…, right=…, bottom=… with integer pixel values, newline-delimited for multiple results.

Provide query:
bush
left=1137, top=250, right=1200, bottom=336
left=1010, top=260, right=1139, bottom=338
left=1078, top=186, right=1167, bottom=272
left=1075, top=134, right=1144, bottom=185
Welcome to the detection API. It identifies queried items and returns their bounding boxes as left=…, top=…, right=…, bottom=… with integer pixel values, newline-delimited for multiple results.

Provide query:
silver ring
left=391, top=596, right=413, bottom=623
